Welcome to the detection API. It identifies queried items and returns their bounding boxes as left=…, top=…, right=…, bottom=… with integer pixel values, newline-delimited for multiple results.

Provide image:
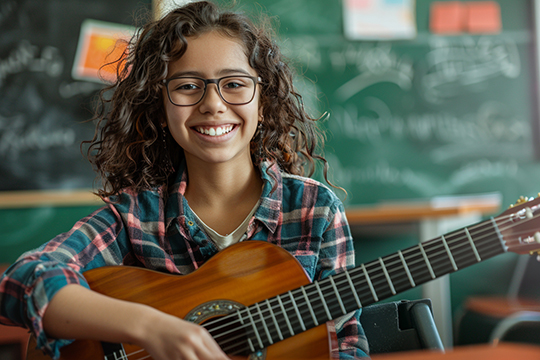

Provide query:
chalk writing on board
left=0, top=114, right=76, bottom=158
left=330, top=44, right=414, bottom=101
left=330, top=97, right=528, bottom=146
left=421, top=36, right=521, bottom=104
left=328, top=153, right=519, bottom=203
left=0, top=41, right=63, bottom=87
left=59, top=81, right=103, bottom=99
left=282, top=36, right=322, bottom=71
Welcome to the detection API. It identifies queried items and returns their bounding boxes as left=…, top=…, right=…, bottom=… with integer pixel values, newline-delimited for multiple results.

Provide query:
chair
left=455, top=255, right=540, bottom=346
left=361, top=299, right=444, bottom=354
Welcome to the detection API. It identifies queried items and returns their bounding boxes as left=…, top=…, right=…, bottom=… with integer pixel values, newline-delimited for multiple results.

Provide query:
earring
left=162, top=126, right=175, bottom=174
left=254, top=121, right=265, bottom=161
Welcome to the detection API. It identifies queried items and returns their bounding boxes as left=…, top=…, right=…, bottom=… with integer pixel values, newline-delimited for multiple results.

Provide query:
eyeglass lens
left=166, top=76, right=256, bottom=106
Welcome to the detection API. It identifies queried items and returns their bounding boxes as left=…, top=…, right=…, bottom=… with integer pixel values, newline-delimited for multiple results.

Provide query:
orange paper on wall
left=430, top=1, right=502, bottom=35
left=430, top=2, right=465, bottom=34
left=72, top=20, right=135, bottom=83
left=466, top=1, right=502, bottom=34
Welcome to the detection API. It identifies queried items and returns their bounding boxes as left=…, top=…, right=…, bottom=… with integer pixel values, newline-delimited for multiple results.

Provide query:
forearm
left=42, top=284, right=151, bottom=346
left=42, top=284, right=231, bottom=360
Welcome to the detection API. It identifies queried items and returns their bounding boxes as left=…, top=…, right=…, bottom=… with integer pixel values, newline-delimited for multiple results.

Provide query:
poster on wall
left=343, top=0, right=417, bottom=40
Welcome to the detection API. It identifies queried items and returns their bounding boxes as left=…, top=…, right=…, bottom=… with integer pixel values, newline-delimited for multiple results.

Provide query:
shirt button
left=187, top=221, right=194, bottom=226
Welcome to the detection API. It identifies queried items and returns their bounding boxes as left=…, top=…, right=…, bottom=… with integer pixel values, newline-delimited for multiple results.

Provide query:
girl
left=0, top=1, right=369, bottom=359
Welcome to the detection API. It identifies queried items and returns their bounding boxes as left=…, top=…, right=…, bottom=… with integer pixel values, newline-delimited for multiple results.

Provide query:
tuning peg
left=510, top=196, right=533, bottom=208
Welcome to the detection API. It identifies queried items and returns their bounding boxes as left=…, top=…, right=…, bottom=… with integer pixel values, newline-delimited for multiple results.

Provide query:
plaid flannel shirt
left=0, top=160, right=369, bottom=359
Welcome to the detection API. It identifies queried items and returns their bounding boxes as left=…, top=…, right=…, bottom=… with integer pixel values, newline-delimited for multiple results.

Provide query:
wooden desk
left=371, top=343, right=540, bottom=360
left=345, top=194, right=502, bottom=348
left=0, top=189, right=103, bottom=209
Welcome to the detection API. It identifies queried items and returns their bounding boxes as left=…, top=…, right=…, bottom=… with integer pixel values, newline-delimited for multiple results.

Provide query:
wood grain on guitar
left=25, top=196, right=540, bottom=360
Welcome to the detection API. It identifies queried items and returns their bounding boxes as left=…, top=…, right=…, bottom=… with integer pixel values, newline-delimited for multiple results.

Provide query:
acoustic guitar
left=26, top=196, right=540, bottom=360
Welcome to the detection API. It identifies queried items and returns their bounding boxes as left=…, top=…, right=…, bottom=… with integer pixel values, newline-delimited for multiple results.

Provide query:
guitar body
left=26, top=241, right=331, bottom=360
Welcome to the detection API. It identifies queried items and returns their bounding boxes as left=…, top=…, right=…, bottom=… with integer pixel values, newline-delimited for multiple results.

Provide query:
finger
left=197, top=337, right=230, bottom=360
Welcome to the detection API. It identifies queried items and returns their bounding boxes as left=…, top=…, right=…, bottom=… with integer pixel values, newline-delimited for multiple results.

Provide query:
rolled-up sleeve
left=0, top=204, right=130, bottom=358
left=317, top=200, right=370, bottom=359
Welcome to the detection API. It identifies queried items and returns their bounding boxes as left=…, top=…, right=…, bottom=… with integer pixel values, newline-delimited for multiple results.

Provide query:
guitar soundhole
left=185, top=300, right=265, bottom=359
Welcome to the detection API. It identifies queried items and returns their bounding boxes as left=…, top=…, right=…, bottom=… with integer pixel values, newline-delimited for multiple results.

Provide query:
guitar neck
left=211, top=216, right=507, bottom=355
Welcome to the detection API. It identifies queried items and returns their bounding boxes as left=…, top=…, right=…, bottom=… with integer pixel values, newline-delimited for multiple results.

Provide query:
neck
left=183, top=154, right=263, bottom=211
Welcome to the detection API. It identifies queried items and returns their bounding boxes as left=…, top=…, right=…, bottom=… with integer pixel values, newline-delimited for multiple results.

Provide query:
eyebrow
left=168, top=68, right=254, bottom=78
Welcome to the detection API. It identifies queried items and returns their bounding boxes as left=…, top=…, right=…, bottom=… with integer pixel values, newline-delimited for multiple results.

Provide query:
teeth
left=196, top=125, right=233, bottom=137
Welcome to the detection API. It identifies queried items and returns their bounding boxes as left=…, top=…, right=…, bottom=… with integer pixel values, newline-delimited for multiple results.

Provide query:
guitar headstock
left=499, top=195, right=540, bottom=255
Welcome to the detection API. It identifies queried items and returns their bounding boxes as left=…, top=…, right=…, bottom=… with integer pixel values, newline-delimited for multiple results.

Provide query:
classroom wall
left=0, top=0, right=535, bottom=347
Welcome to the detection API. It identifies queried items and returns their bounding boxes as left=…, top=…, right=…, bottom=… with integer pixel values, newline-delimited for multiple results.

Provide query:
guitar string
left=224, top=214, right=540, bottom=355
left=206, top=213, right=522, bottom=352
left=218, top=232, right=506, bottom=354
left=211, top=213, right=505, bottom=326
left=221, top=245, right=507, bottom=356
left=206, top=213, right=524, bottom=353
left=118, top=212, right=534, bottom=358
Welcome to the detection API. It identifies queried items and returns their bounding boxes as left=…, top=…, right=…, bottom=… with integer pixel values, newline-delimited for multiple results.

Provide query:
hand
left=138, top=310, right=231, bottom=360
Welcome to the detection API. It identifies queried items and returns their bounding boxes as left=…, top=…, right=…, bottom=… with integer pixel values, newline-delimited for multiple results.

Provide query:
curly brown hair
left=86, top=0, right=335, bottom=198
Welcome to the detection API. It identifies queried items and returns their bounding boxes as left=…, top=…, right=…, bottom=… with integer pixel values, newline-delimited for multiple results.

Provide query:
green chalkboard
left=0, top=0, right=151, bottom=191
left=230, top=0, right=540, bottom=207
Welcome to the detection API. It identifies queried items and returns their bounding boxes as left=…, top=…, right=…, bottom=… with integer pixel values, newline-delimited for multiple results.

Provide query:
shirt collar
left=164, top=159, right=282, bottom=233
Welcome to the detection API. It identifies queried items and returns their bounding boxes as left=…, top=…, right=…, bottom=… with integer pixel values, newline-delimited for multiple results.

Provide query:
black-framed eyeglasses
left=163, top=75, right=261, bottom=106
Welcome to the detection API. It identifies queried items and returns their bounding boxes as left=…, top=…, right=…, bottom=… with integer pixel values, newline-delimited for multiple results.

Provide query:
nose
left=198, top=83, right=227, bottom=113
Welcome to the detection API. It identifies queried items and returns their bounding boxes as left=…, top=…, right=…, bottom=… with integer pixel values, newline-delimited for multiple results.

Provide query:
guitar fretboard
left=206, top=217, right=507, bottom=355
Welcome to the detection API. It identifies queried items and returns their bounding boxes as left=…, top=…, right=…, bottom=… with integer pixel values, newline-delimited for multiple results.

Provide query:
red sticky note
left=465, top=1, right=502, bottom=34
left=430, top=2, right=465, bottom=35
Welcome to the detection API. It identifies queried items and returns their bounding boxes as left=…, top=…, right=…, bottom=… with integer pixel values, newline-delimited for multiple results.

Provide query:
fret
left=464, top=227, right=482, bottom=262
left=246, top=307, right=264, bottom=349
left=444, top=229, right=481, bottom=270
left=318, top=278, right=349, bottom=318
left=418, top=243, right=436, bottom=279
left=265, top=299, right=283, bottom=341
left=423, top=239, right=453, bottom=276
left=315, top=281, right=332, bottom=320
left=255, top=303, right=273, bottom=345
left=441, top=235, right=458, bottom=271
left=361, top=264, right=379, bottom=302
left=399, top=248, right=431, bottom=285
left=236, top=309, right=256, bottom=353
left=491, top=217, right=507, bottom=251
left=378, top=257, right=396, bottom=295
left=329, top=276, right=347, bottom=315
left=475, top=228, right=505, bottom=259
left=276, top=295, right=295, bottom=336
left=300, top=286, right=319, bottom=326
left=398, top=250, right=416, bottom=287
left=288, top=291, right=306, bottom=331
left=344, top=271, right=362, bottom=308
left=378, top=254, right=413, bottom=296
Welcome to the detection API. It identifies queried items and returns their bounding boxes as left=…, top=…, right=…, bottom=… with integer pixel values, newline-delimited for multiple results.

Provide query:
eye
left=177, top=83, right=198, bottom=90
left=169, top=78, right=203, bottom=92
left=221, top=77, right=250, bottom=91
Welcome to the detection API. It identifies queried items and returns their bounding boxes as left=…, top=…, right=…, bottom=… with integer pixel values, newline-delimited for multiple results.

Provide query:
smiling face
left=163, top=31, right=261, bottom=169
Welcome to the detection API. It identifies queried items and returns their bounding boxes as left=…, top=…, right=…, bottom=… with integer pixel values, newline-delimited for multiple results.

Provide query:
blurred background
left=1, top=0, right=539, bottom=358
